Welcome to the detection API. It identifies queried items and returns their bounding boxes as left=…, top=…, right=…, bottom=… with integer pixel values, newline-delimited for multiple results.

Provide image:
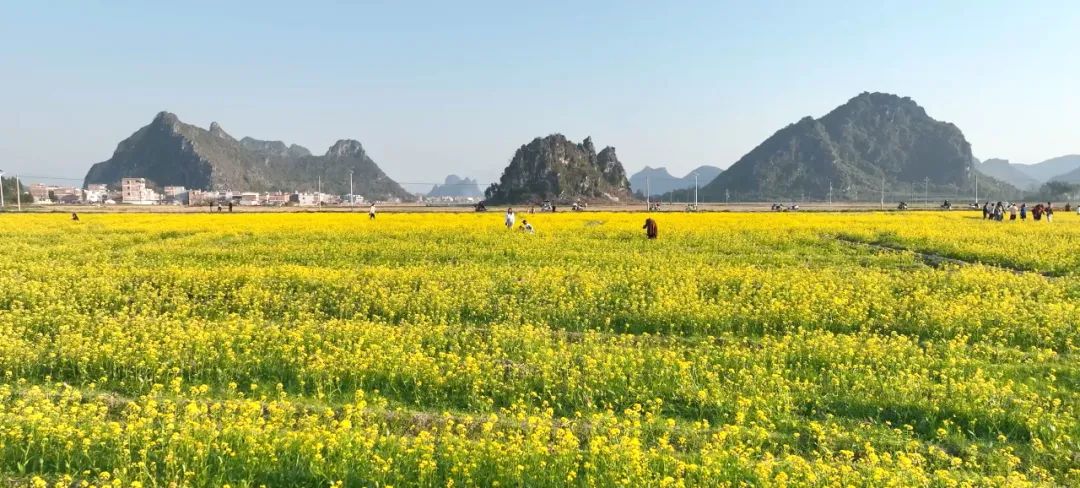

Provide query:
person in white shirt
left=504, top=208, right=516, bottom=229
left=369, top=203, right=376, bottom=220
left=519, top=219, right=534, bottom=234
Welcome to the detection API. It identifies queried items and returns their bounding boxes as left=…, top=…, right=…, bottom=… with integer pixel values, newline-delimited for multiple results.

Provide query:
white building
left=85, top=184, right=109, bottom=204
left=163, top=186, right=188, bottom=204
left=262, top=192, right=291, bottom=206
left=29, top=184, right=51, bottom=203
left=51, top=186, right=83, bottom=204
left=121, top=178, right=160, bottom=205
left=238, top=192, right=260, bottom=206
left=295, top=192, right=319, bottom=206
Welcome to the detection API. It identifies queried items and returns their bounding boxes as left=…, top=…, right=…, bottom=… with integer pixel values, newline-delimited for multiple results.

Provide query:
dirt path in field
left=833, top=235, right=1059, bottom=278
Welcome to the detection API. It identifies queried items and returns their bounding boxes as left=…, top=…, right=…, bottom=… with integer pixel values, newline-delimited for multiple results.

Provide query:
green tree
left=1, top=177, right=29, bottom=206
left=1036, top=181, right=1079, bottom=200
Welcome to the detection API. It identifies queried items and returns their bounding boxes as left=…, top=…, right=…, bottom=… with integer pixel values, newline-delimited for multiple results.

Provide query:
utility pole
left=828, top=181, right=833, bottom=206
left=349, top=170, right=354, bottom=205
left=693, top=173, right=698, bottom=208
left=880, top=175, right=885, bottom=210
left=0, top=170, right=5, bottom=209
left=317, top=175, right=322, bottom=205
left=924, top=177, right=929, bottom=208
left=974, top=172, right=979, bottom=204
left=15, top=175, right=21, bottom=211
left=646, top=176, right=650, bottom=211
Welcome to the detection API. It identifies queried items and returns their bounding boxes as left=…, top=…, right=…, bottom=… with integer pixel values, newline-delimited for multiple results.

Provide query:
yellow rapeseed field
left=0, top=210, right=1077, bottom=487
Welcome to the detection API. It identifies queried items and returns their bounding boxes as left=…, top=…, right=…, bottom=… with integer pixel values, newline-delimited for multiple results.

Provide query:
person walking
left=369, top=203, right=377, bottom=220
left=505, top=208, right=516, bottom=229
left=643, top=218, right=658, bottom=239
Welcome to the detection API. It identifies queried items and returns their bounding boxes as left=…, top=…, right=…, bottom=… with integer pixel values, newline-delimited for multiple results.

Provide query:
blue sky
left=2, top=1, right=1078, bottom=190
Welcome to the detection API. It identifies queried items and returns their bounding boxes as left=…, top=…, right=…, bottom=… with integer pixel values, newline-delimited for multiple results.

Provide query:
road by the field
left=1, top=201, right=977, bottom=214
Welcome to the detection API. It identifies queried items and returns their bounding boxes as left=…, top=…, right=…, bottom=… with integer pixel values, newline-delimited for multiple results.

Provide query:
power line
left=15, top=174, right=84, bottom=182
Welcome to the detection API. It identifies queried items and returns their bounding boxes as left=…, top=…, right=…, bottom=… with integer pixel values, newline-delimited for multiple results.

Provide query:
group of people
left=981, top=201, right=1072, bottom=222
left=504, top=207, right=658, bottom=239
left=208, top=201, right=234, bottom=212
left=503, top=208, right=534, bottom=233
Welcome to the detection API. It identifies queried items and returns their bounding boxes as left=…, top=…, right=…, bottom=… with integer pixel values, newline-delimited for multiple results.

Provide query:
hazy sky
left=2, top=1, right=1078, bottom=191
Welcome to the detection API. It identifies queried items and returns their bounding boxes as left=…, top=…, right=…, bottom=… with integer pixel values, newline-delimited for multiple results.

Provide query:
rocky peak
left=209, top=122, right=232, bottom=139
left=288, top=144, right=312, bottom=158
left=701, top=92, right=990, bottom=201
left=152, top=111, right=180, bottom=127
left=582, top=136, right=596, bottom=156
left=596, top=146, right=627, bottom=185
left=326, top=139, right=366, bottom=158
left=84, top=110, right=413, bottom=200
left=484, top=134, right=633, bottom=204
left=833, top=92, right=925, bottom=120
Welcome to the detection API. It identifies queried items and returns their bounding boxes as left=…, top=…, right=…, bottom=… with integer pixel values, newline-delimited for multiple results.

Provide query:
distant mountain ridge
left=973, top=155, right=1080, bottom=190
left=83, top=112, right=411, bottom=200
left=629, top=165, right=721, bottom=196
left=976, top=159, right=1041, bottom=191
left=428, top=175, right=482, bottom=198
left=1050, top=169, right=1080, bottom=184
left=700, top=92, right=1018, bottom=200
left=1019, top=155, right=1080, bottom=182
left=484, top=134, right=633, bottom=204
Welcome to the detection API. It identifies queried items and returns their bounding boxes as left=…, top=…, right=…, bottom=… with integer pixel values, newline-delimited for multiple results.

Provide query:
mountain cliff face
left=268, top=140, right=411, bottom=199
left=428, top=175, right=482, bottom=198
left=484, top=135, right=633, bottom=204
left=629, top=165, right=722, bottom=196
left=239, top=137, right=312, bottom=159
left=701, top=92, right=999, bottom=200
left=83, top=112, right=411, bottom=199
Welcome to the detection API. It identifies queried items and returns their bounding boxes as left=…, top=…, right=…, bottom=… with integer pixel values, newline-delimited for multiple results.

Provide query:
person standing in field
left=505, top=208, right=516, bottom=229
left=228, top=201, right=233, bottom=212
left=1046, top=202, right=1054, bottom=222
left=369, top=203, right=376, bottom=220
left=1020, top=203, right=1027, bottom=221
left=643, top=218, right=658, bottom=239
left=1009, top=203, right=1017, bottom=221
